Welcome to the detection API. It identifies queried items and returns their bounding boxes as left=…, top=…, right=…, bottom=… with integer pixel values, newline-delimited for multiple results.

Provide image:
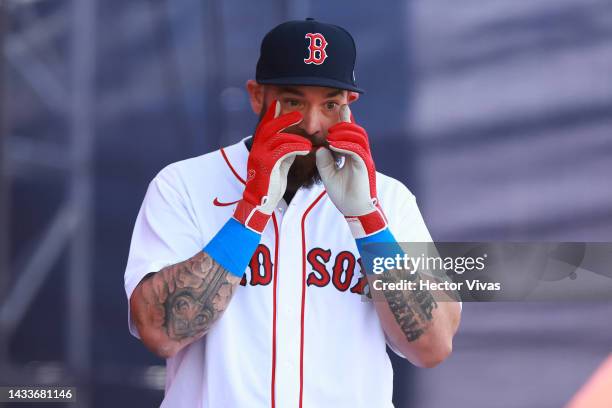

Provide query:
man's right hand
left=233, top=100, right=312, bottom=233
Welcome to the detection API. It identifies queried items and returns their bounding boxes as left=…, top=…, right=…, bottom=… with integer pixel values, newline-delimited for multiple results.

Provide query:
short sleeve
left=387, top=186, right=433, bottom=243
left=124, top=170, right=203, bottom=338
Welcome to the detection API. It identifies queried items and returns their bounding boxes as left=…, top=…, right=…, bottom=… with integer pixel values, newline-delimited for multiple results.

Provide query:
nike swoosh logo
left=213, top=197, right=240, bottom=207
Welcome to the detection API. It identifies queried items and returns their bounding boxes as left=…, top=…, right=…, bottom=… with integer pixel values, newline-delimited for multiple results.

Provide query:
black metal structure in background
left=0, top=1, right=95, bottom=407
left=0, top=0, right=9, bottom=319
left=0, top=1, right=12, bottom=380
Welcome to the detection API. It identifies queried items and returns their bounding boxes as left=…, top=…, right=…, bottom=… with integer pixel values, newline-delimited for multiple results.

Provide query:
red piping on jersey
left=212, top=197, right=240, bottom=207
left=270, top=213, right=279, bottom=408
left=299, top=191, right=327, bottom=408
left=221, top=145, right=279, bottom=408
left=220, top=147, right=246, bottom=185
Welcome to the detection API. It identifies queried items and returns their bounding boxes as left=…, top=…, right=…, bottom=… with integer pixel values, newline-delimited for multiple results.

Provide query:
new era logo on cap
left=255, top=18, right=364, bottom=93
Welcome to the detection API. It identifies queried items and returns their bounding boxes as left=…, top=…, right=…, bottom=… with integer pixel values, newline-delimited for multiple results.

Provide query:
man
left=125, top=18, right=461, bottom=407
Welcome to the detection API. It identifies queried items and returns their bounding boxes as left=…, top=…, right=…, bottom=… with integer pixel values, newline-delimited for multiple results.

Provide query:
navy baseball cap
left=256, top=18, right=364, bottom=94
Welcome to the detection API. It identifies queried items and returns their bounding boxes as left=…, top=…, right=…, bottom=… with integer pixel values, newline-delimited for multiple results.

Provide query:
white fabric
left=124, top=137, right=434, bottom=408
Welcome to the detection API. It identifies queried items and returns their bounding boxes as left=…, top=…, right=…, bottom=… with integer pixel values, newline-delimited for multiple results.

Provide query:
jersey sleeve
left=124, top=168, right=203, bottom=338
left=386, top=184, right=433, bottom=243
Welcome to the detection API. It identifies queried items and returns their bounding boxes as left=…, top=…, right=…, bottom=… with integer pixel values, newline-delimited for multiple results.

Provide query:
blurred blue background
left=1, top=0, right=611, bottom=407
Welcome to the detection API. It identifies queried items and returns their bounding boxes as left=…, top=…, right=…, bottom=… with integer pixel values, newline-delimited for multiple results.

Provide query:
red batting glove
left=234, top=100, right=312, bottom=233
left=315, top=105, right=387, bottom=238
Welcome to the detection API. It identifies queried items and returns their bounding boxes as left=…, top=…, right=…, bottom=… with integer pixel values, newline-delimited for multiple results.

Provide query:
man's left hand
left=315, top=105, right=387, bottom=239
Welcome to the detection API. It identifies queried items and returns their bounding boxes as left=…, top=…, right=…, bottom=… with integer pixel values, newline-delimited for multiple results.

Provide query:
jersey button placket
left=274, top=191, right=305, bottom=407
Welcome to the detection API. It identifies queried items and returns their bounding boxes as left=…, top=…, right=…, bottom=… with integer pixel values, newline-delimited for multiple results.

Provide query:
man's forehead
left=265, top=84, right=346, bottom=98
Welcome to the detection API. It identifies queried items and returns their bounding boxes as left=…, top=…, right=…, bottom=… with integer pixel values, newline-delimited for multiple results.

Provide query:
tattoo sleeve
left=135, top=251, right=241, bottom=348
left=380, top=270, right=438, bottom=342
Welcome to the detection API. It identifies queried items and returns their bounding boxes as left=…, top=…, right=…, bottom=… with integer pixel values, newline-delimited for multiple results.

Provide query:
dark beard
left=254, top=105, right=322, bottom=190
left=287, top=151, right=321, bottom=189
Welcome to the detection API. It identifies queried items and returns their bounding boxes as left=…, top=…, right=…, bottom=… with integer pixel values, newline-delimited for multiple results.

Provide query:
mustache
left=283, top=125, right=328, bottom=149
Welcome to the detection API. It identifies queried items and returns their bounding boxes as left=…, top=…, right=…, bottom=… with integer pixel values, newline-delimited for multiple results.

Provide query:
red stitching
left=220, top=147, right=246, bottom=185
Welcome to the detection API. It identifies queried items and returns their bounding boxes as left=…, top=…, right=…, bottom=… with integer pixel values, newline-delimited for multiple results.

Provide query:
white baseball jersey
left=124, top=137, right=434, bottom=408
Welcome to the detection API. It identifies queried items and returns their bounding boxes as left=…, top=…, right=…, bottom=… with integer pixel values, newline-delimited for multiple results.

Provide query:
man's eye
left=285, top=100, right=301, bottom=108
left=326, top=102, right=339, bottom=110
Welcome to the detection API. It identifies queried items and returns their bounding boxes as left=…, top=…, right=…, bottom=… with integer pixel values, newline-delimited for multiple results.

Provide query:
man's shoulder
left=155, top=150, right=220, bottom=184
left=153, top=139, right=246, bottom=189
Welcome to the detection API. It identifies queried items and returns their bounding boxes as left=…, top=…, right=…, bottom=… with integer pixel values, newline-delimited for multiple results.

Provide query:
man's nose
left=299, top=108, right=323, bottom=137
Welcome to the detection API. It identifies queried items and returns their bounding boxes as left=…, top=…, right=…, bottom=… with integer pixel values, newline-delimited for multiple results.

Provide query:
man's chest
left=239, top=192, right=368, bottom=297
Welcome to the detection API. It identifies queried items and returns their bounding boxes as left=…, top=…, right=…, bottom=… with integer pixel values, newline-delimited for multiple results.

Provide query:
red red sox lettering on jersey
left=304, top=33, right=328, bottom=65
left=240, top=243, right=369, bottom=295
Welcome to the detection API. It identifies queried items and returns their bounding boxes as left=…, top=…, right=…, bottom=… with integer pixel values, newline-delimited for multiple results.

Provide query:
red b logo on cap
left=304, top=33, right=328, bottom=65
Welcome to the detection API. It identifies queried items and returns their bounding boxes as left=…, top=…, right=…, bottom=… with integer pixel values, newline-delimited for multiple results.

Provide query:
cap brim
left=257, top=76, right=364, bottom=94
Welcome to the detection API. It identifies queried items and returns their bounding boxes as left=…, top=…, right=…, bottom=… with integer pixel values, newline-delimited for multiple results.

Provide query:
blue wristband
left=356, top=228, right=403, bottom=275
left=203, top=218, right=261, bottom=278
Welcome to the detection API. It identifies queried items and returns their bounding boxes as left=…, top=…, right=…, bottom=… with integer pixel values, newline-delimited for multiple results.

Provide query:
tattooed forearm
left=157, top=252, right=238, bottom=340
left=133, top=251, right=241, bottom=354
left=381, top=270, right=438, bottom=342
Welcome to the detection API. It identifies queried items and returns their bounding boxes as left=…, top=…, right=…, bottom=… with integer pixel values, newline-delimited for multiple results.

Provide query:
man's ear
left=348, top=91, right=360, bottom=103
left=246, top=79, right=264, bottom=114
